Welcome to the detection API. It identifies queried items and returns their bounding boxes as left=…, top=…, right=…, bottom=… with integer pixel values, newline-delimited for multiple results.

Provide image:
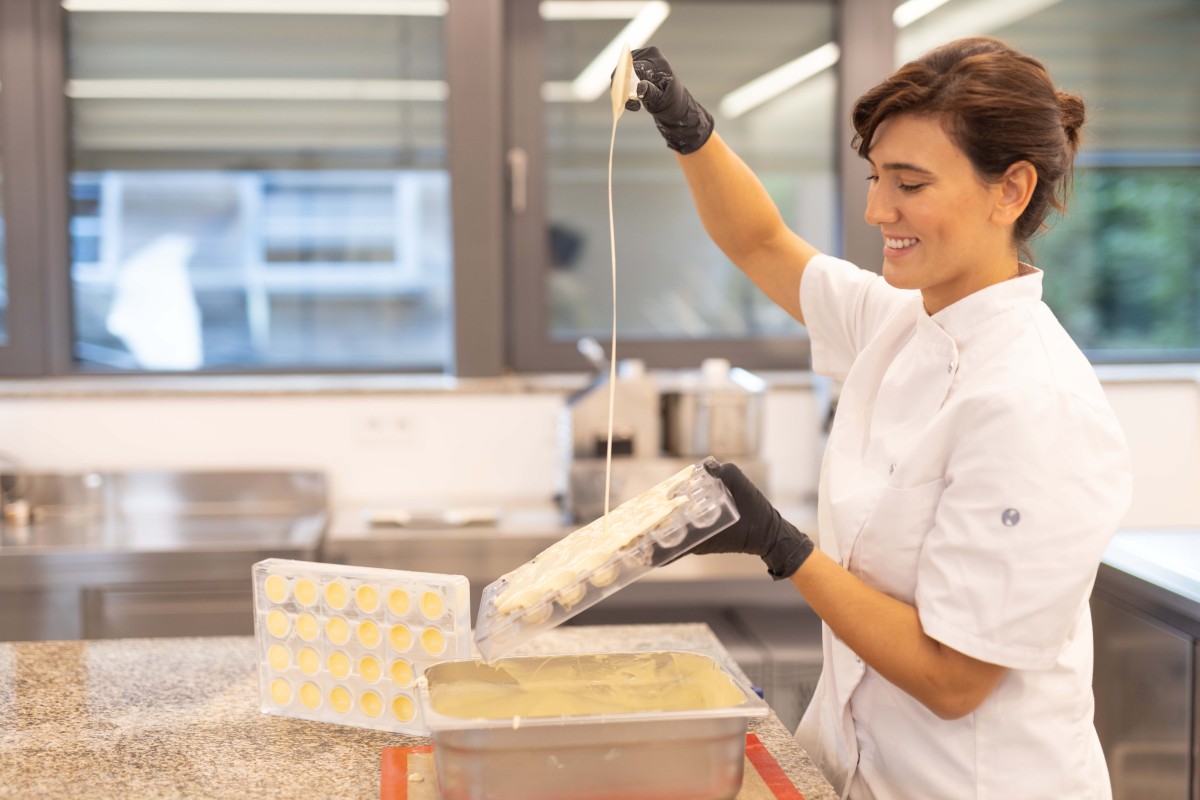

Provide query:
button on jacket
left=793, top=254, right=1132, bottom=800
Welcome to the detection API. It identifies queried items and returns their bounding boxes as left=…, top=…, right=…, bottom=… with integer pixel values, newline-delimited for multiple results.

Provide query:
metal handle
left=507, top=147, right=527, bottom=214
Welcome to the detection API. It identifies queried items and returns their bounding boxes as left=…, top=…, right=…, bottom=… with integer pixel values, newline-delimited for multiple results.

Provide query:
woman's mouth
left=884, top=236, right=919, bottom=256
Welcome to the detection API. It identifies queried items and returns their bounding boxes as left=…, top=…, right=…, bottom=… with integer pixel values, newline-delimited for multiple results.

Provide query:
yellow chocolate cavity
left=325, top=581, right=348, bottom=610
left=326, top=616, right=349, bottom=645
left=295, top=613, right=319, bottom=642
left=419, top=591, right=444, bottom=619
left=420, top=627, right=445, bottom=656
left=361, top=690, right=383, bottom=718
left=300, top=682, right=321, bottom=709
left=266, top=610, right=290, bottom=638
left=264, top=575, right=288, bottom=604
left=392, top=695, right=415, bottom=722
left=328, top=651, right=351, bottom=680
left=357, top=620, right=381, bottom=649
left=330, top=686, right=352, bottom=714
left=267, top=644, right=289, bottom=671
left=355, top=584, right=379, bottom=613
left=298, top=647, right=320, bottom=676
left=389, top=624, right=412, bottom=652
left=388, top=589, right=411, bottom=616
left=390, top=659, right=414, bottom=686
left=270, top=678, right=291, bottom=706
left=294, top=579, right=318, bottom=607
left=359, top=655, right=382, bottom=684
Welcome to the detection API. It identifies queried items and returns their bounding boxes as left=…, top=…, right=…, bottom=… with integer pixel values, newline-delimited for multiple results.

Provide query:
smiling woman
left=625, top=34, right=1133, bottom=800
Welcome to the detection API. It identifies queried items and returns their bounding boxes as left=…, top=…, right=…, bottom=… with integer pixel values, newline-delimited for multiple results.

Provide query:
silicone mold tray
left=474, top=459, right=739, bottom=661
left=253, top=558, right=470, bottom=734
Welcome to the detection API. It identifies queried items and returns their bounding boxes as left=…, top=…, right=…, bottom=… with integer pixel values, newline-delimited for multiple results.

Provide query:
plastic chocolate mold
left=474, top=459, right=739, bottom=662
left=253, top=558, right=470, bottom=734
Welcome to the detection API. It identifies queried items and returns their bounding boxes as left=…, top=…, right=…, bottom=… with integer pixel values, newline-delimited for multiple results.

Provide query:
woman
left=627, top=38, right=1132, bottom=799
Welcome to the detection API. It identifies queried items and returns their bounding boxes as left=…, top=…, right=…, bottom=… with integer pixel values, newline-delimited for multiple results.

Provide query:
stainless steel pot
left=662, top=359, right=765, bottom=458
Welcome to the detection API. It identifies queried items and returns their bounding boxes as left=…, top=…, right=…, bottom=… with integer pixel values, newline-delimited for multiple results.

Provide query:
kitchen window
left=508, top=0, right=837, bottom=372
left=894, top=0, right=1200, bottom=359
left=0, top=0, right=1195, bottom=377
left=64, top=1, right=453, bottom=371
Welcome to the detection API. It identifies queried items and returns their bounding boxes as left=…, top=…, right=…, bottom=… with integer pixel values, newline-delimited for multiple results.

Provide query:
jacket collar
left=928, top=264, right=1042, bottom=342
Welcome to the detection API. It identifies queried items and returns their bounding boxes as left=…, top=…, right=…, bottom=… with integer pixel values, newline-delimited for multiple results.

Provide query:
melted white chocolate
left=426, top=652, right=746, bottom=719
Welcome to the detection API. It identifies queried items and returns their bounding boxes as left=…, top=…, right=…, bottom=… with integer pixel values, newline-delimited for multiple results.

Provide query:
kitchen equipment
left=475, top=459, right=738, bottom=662
left=417, top=650, right=769, bottom=800
left=252, top=558, right=470, bottom=734
left=561, top=351, right=769, bottom=522
left=663, top=358, right=767, bottom=458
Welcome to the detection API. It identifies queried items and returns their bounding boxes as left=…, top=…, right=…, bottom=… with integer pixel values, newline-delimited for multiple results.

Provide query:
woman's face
left=864, top=113, right=1018, bottom=314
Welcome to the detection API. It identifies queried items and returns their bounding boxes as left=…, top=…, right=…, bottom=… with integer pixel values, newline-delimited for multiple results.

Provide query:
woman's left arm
left=696, top=460, right=1006, bottom=720
left=791, top=549, right=1007, bottom=720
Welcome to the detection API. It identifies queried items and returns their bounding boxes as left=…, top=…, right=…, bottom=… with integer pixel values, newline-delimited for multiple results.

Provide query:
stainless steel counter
left=0, top=470, right=327, bottom=641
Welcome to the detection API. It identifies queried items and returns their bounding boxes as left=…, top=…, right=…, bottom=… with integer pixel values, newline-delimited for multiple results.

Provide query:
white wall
left=0, top=375, right=1193, bottom=526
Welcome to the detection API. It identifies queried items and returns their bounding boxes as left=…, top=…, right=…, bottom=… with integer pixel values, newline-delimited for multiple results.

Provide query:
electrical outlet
left=358, top=414, right=417, bottom=446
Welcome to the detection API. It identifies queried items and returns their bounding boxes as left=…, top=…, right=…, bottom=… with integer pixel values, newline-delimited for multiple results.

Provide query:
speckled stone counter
left=0, top=623, right=837, bottom=800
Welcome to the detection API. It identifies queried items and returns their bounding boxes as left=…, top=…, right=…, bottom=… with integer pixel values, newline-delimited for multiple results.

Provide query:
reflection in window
left=66, top=5, right=451, bottom=371
left=895, top=0, right=1200, bottom=355
left=542, top=2, right=835, bottom=343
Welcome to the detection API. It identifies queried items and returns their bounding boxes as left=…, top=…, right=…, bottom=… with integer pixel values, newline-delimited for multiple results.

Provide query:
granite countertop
left=0, top=623, right=837, bottom=800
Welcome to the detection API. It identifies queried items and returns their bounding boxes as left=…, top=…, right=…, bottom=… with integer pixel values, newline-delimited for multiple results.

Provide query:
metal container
left=418, top=650, right=768, bottom=800
left=662, top=359, right=766, bottom=458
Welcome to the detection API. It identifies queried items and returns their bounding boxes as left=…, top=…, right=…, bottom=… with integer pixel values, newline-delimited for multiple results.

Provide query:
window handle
left=507, top=147, right=528, bottom=215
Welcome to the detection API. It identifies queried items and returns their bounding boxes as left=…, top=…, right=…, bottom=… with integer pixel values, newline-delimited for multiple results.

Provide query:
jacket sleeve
left=800, top=254, right=916, bottom=382
left=915, top=387, right=1133, bottom=670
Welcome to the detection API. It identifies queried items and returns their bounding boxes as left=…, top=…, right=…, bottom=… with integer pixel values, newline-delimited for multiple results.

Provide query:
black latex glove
left=623, top=46, right=714, bottom=155
left=695, top=461, right=815, bottom=580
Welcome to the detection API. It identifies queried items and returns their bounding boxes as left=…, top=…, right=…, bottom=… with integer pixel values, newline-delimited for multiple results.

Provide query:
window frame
left=506, top=0, right=871, bottom=373
left=0, top=0, right=957, bottom=378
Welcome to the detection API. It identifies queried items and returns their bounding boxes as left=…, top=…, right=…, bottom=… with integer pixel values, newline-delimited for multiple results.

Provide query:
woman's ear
left=992, top=161, right=1037, bottom=226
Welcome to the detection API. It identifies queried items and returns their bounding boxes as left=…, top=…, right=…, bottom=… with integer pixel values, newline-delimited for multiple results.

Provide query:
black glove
left=624, top=46, right=714, bottom=155
left=695, top=460, right=815, bottom=580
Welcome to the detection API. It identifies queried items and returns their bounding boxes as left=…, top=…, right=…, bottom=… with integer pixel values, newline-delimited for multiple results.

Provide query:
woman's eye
left=865, top=175, right=880, bottom=183
left=898, top=182, right=927, bottom=193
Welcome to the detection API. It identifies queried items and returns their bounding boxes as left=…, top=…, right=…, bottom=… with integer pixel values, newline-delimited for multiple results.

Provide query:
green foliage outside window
left=1037, top=167, right=1200, bottom=355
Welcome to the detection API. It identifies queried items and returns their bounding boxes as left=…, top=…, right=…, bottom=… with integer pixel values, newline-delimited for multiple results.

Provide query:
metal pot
left=662, top=359, right=765, bottom=458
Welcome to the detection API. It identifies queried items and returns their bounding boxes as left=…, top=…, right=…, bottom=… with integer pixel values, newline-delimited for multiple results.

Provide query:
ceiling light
left=897, top=0, right=1065, bottom=62
left=61, top=0, right=447, bottom=14
left=66, top=78, right=449, bottom=101
left=539, top=1, right=654, bottom=20
left=892, top=0, right=952, bottom=28
left=718, top=42, right=840, bottom=119
left=567, top=1, right=670, bottom=101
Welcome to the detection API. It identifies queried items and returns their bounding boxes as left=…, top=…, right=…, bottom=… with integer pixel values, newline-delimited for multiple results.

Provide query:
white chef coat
left=793, top=254, right=1132, bottom=800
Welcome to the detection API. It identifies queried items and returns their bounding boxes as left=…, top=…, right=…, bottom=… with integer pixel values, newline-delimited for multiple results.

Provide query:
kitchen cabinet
left=1094, top=529, right=1200, bottom=800
left=1092, top=593, right=1192, bottom=798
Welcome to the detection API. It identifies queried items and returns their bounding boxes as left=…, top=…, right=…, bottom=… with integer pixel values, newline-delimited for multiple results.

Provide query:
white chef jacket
left=793, top=254, right=1132, bottom=800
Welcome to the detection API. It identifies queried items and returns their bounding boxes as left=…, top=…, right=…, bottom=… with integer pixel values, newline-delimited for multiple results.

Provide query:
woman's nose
left=864, top=184, right=898, bottom=226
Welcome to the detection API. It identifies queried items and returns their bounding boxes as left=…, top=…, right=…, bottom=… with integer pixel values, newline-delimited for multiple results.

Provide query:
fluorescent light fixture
left=66, top=78, right=448, bottom=101
left=567, top=1, right=670, bottom=101
left=897, top=0, right=1065, bottom=62
left=62, top=0, right=447, bottom=14
left=540, top=1, right=654, bottom=20
left=718, top=42, right=840, bottom=119
left=892, top=0, right=952, bottom=28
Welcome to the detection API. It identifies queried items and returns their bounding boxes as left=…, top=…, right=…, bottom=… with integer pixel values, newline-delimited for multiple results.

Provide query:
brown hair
left=851, top=37, right=1085, bottom=260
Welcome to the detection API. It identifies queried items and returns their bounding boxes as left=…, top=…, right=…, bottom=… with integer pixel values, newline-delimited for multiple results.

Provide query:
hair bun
left=1057, top=90, right=1086, bottom=151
